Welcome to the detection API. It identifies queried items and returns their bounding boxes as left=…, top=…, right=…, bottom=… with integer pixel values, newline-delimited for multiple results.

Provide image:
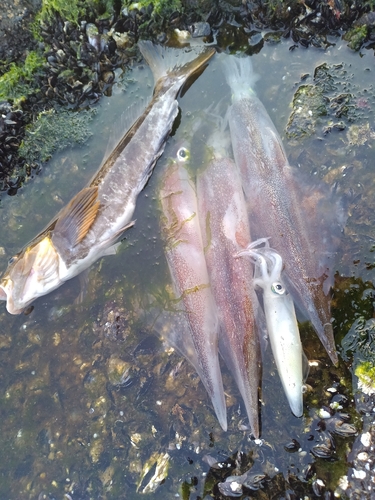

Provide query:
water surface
left=0, top=36, right=374, bottom=499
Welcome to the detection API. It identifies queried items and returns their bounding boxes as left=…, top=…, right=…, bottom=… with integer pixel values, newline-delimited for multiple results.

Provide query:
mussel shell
left=311, top=444, right=333, bottom=458
left=312, top=478, right=325, bottom=496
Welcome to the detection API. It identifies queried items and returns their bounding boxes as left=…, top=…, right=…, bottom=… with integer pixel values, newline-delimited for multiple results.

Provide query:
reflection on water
left=0, top=38, right=374, bottom=499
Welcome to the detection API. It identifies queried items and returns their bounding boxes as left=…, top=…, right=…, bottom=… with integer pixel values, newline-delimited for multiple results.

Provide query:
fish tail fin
left=222, top=54, right=259, bottom=99
left=139, top=41, right=215, bottom=93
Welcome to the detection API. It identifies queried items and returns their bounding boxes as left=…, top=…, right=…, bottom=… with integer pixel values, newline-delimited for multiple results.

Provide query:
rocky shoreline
left=1, top=0, right=374, bottom=195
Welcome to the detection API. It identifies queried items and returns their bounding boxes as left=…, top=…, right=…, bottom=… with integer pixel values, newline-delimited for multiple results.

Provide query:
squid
left=237, top=240, right=305, bottom=418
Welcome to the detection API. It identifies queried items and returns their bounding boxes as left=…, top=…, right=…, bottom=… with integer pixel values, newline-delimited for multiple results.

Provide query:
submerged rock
left=286, top=84, right=328, bottom=139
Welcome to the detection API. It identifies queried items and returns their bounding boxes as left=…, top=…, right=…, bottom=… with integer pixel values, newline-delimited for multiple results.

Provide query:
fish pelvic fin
left=324, top=322, right=338, bottom=365
left=53, top=186, right=100, bottom=247
left=138, top=41, right=215, bottom=95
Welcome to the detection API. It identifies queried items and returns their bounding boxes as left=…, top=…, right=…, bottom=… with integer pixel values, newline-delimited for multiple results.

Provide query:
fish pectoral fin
left=100, top=220, right=136, bottom=255
left=74, top=269, right=90, bottom=305
left=54, top=187, right=100, bottom=247
left=101, top=242, right=122, bottom=256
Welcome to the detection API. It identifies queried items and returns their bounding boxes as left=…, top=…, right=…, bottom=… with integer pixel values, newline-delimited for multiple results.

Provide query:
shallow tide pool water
left=0, top=35, right=374, bottom=499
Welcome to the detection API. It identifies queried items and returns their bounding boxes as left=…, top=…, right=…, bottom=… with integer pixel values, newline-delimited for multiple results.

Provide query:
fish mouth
left=0, top=283, right=25, bottom=315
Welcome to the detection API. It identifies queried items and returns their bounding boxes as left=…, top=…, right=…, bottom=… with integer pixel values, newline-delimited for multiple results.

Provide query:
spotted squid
left=223, top=55, right=340, bottom=364
left=196, top=126, right=261, bottom=436
left=158, top=147, right=227, bottom=431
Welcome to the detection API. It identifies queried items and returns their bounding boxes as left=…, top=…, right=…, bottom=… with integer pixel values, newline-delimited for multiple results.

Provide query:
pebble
left=361, top=432, right=371, bottom=447
left=318, top=408, right=332, bottom=419
left=352, top=469, right=366, bottom=480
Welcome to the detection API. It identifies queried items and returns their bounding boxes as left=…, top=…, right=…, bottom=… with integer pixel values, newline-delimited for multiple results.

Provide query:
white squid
left=237, top=239, right=305, bottom=418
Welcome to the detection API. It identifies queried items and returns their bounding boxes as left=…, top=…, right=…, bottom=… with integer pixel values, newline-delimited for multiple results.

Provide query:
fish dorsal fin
left=54, top=187, right=100, bottom=247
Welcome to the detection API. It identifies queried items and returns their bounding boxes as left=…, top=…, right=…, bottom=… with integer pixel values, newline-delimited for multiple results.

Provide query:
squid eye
left=271, top=281, right=285, bottom=295
left=177, top=147, right=189, bottom=161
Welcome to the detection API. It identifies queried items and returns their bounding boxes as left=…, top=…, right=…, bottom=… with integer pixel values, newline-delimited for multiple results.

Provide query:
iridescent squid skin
left=158, top=146, right=227, bottom=431
left=237, top=240, right=304, bottom=418
left=223, top=55, right=338, bottom=364
left=197, top=150, right=261, bottom=437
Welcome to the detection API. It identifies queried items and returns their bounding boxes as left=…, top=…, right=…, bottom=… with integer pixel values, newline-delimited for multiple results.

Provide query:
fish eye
left=8, top=256, right=17, bottom=265
left=177, top=147, right=189, bottom=161
left=271, top=281, right=285, bottom=295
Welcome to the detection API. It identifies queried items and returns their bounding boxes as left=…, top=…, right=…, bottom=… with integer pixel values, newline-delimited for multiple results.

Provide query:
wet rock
left=286, top=84, right=328, bottom=139
left=95, top=301, right=134, bottom=342
left=188, top=21, right=211, bottom=38
left=0, top=333, right=12, bottom=350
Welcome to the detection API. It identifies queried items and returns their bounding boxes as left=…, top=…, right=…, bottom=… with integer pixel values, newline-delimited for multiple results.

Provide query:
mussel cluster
left=0, top=102, right=25, bottom=194
left=212, top=378, right=359, bottom=498
left=1, top=0, right=372, bottom=197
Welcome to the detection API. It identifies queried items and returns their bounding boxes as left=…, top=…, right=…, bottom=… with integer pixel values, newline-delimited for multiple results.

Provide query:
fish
left=0, top=42, right=215, bottom=315
left=158, top=147, right=227, bottom=431
left=237, top=240, right=304, bottom=418
left=223, top=55, right=339, bottom=365
left=196, top=125, right=261, bottom=437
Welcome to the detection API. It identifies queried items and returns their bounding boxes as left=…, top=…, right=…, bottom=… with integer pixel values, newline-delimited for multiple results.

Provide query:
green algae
left=355, top=361, right=375, bottom=395
left=18, top=108, right=96, bottom=166
left=35, top=0, right=119, bottom=27
left=286, top=84, right=328, bottom=139
left=344, top=25, right=368, bottom=51
left=125, top=0, right=182, bottom=17
left=286, top=61, right=371, bottom=141
left=0, top=51, right=45, bottom=102
left=36, top=0, right=87, bottom=25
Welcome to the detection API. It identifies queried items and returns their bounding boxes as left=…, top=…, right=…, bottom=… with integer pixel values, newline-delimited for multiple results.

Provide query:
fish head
left=0, top=236, right=60, bottom=314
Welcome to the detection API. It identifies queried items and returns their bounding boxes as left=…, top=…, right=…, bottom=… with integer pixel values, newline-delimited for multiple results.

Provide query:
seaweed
left=355, top=361, right=375, bottom=395
left=18, top=108, right=96, bottom=166
left=0, top=51, right=45, bottom=103
left=36, top=0, right=87, bottom=25
left=35, top=0, right=119, bottom=26
left=124, top=0, right=182, bottom=17
left=343, top=24, right=369, bottom=51
left=342, top=316, right=375, bottom=363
